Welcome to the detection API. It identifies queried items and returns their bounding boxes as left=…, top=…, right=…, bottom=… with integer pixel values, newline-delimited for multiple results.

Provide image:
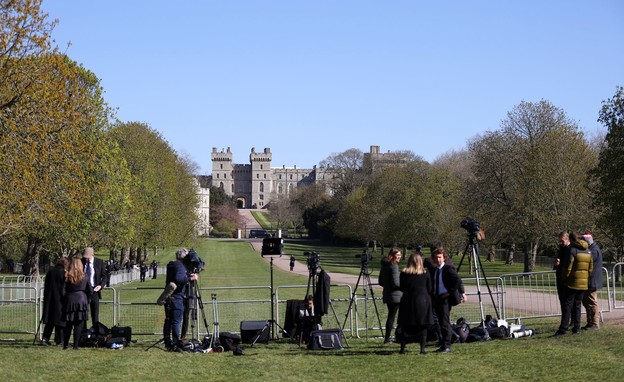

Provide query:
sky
left=41, top=1, right=624, bottom=175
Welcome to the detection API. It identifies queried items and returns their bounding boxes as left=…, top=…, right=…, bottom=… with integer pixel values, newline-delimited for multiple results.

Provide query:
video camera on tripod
left=460, top=216, right=484, bottom=240
left=304, top=251, right=320, bottom=273
left=184, top=248, right=205, bottom=273
left=355, top=249, right=372, bottom=274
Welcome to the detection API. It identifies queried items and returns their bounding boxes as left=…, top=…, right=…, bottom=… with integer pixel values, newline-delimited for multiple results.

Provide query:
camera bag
left=307, top=329, right=343, bottom=350
left=111, top=326, right=132, bottom=345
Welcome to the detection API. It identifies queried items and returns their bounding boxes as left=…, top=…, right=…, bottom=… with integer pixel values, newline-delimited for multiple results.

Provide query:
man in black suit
left=431, top=245, right=466, bottom=353
left=82, top=247, right=107, bottom=326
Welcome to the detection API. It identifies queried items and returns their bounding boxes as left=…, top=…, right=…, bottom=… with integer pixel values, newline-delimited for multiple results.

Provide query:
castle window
left=278, top=184, right=283, bottom=194
left=260, top=182, right=264, bottom=192
left=256, top=174, right=259, bottom=179
left=259, top=194, right=264, bottom=200
left=219, top=182, right=224, bottom=189
left=224, top=173, right=226, bottom=179
left=260, top=164, right=263, bottom=170
left=290, top=174, right=293, bottom=180
left=220, top=164, right=223, bottom=169
left=216, top=173, right=220, bottom=178
left=231, top=184, right=234, bottom=193
left=264, top=174, right=267, bottom=179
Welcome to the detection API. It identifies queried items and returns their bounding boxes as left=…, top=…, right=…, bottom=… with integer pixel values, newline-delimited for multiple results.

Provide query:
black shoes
left=582, top=324, right=598, bottom=330
left=436, top=347, right=452, bottom=353
left=553, top=330, right=567, bottom=337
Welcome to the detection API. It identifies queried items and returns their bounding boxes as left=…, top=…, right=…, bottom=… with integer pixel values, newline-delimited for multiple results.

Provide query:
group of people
left=554, top=231, right=603, bottom=335
left=41, top=247, right=107, bottom=349
left=378, top=243, right=466, bottom=354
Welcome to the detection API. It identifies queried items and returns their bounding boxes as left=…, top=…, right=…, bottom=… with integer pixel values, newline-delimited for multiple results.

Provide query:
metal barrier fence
left=0, top=286, right=39, bottom=336
left=613, top=262, right=624, bottom=309
left=1, top=264, right=623, bottom=341
left=497, top=268, right=612, bottom=323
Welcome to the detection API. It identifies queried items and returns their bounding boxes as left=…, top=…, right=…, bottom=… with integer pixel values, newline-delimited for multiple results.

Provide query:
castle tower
left=249, top=147, right=272, bottom=208
left=211, top=147, right=234, bottom=195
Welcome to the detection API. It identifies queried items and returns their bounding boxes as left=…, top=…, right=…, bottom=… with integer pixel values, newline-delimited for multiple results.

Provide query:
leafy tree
left=0, top=0, right=56, bottom=111
left=595, top=86, right=624, bottom=245
left=108, top=122, right=199, bottom=257
left=319, top=148, right=367, bottom=197
left=468, top=100, right=597, bottom=271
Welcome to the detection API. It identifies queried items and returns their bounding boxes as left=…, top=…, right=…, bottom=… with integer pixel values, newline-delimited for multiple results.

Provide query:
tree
left=319, top=148, right=367, bottom=197
left=0, top=0, right=56, bottom=111
left=468, top=100, right=597, bottom=271
left=108, top=122, right=199, bottom=256
left=595, top=86, right=624, bottom=245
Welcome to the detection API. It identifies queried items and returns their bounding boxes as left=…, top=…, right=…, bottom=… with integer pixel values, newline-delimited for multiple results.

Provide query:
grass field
left=2, top=238, right=623, bottom=382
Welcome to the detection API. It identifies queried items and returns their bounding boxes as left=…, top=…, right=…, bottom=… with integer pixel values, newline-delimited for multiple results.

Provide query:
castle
left=207, top=145, right=408, bottom=209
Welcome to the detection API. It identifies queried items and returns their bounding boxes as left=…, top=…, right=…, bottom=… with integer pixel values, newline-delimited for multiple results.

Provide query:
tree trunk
left=506, top=244, right=515, bottom=265
left=109, top=248, right=118, bottom=263
left=24, top=238, right=43, bottom=279
left=523, top=241, right=538, bottom=272
left=487, top=245, right=496, bottom=262
left=121, top=247, right=129, bottom=266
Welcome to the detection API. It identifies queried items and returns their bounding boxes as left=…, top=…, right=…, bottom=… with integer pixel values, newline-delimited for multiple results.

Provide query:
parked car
left=249, top=229, right=270, bottom=238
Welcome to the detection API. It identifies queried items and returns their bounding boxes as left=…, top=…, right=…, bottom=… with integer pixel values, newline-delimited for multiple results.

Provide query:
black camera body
left=184, top=248, right=205, bottom=273
left=355, top=250, right=372, bottom=265
left=460, top=217, right=481, bottom=238
left=304, top=251, right=320, bottom=271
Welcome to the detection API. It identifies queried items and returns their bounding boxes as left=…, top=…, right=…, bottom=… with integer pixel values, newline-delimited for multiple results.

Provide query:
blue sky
left=42, top=1, right=623, bottom=174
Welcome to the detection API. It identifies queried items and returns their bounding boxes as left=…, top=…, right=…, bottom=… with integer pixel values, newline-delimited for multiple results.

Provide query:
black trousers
left=385, top=302, right=400, bottom=342
left=559, top=287, right=584, bottom=332
left=433, top=296, right=452, bottom=349
left=89, top=294, right=100, bottom=326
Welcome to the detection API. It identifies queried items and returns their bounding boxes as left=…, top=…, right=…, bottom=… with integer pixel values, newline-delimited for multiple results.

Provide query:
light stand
left=259, top=237, right=296, bottom=343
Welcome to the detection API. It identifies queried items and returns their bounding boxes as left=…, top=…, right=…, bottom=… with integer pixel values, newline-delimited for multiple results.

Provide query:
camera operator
left=163, top=248, right=198, bottom=351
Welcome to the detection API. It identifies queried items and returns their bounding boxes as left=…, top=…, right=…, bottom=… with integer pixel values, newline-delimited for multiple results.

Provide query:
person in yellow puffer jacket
left=554, top=232, right=593, bottom=336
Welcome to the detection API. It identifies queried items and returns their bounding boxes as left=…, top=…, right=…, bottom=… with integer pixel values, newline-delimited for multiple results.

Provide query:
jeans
left=163, top=297, right=184, bottom=347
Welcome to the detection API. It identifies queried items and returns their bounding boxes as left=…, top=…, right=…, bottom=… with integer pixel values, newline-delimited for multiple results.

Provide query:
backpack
left=451, top=318, right=470, bottom=343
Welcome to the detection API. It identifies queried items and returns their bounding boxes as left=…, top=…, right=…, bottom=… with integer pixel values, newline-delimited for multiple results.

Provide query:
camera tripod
left=304, top=263, right=349, bottom=347
left=456, top=233, right=500, bottom=325
left=185, top=278, right=211, bottom=341
left=340, top=255, right=384, bottom=341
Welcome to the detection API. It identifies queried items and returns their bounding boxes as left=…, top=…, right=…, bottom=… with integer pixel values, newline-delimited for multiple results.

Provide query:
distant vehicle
left=249, top=229, right=270, bottom=238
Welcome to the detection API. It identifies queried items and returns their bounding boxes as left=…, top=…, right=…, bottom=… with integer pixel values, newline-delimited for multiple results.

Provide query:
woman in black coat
left=41, top=257, right=68, bottom=345
left=397, top=252, right=433, bottom=354
left=378, top=247, right=402, bottom=344
left=63, top=257, right=92, bottom=350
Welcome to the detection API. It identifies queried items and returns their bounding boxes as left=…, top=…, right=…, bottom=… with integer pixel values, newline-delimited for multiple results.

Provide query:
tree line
left=0, top=1, right=200, bottom=277
left=266, top=92, right=624, bottom=272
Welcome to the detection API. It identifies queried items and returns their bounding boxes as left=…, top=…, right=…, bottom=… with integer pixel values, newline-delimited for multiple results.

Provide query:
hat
left=83, top=247, right=94, bottom=258
left=582, top=232, right=594, bottom=245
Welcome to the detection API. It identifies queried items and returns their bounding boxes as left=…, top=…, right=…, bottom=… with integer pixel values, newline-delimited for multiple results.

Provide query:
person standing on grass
left=63, top=257, right=92, bottom=350
left=431, top=245, right=464, bottom=353
left=582, top=231, right=603, bottom=330
left=397, top=252, right=433, bottom=354
left=378, top=247, right=402, bottom=344
left=554, top=232, right=592, bottom=336
left=81, top=247, right=107, bottom=326
left=41, top=257, right=68, bottom=346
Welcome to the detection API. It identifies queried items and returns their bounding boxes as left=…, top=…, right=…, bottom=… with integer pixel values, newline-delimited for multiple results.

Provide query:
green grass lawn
left=2, top=238, right=623, bottom=381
